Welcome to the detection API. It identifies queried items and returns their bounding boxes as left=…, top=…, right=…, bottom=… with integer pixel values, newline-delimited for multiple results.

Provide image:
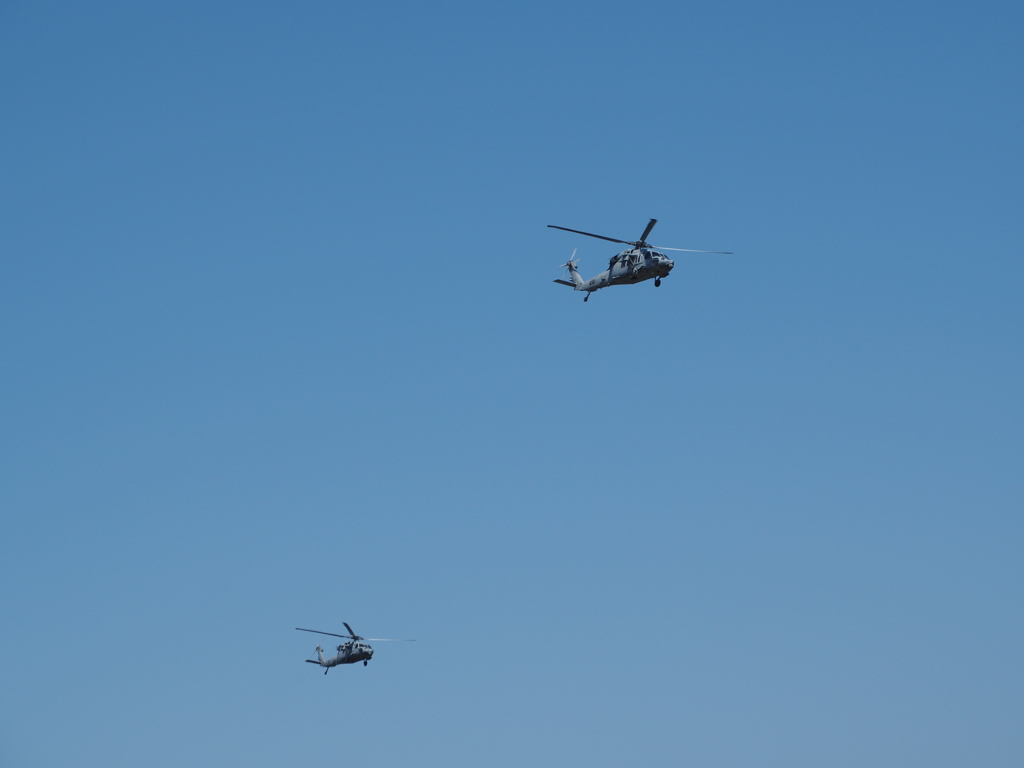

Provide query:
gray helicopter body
left=550, top=218, right=731, bottom=302
left=557, top=247, right=675, bottom=293
left=308, top=640, right=373, bottom=670
left=296, top=623, right=412, bottom=674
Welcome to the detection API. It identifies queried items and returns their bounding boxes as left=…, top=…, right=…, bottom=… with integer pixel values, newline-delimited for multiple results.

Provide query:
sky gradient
left=2, top=1, right=1022, bottom=766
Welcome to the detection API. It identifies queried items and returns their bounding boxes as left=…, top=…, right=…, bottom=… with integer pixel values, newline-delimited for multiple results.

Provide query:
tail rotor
left=558, top=248, right=579, bottom=279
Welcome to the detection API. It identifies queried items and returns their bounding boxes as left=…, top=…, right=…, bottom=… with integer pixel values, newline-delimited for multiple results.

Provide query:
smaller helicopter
left=550, top=218, right=732, bottom=302
left=296, top=623, right=414, bottom=674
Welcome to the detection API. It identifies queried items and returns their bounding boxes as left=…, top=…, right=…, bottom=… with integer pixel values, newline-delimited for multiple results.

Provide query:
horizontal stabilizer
left=553, top=279, right=575, bottom=287
left=305, top=659, right=321, bottom=664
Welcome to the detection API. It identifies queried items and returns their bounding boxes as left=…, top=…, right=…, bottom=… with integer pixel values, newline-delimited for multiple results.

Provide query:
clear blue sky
left=1, top=1, right=1021, bottom=766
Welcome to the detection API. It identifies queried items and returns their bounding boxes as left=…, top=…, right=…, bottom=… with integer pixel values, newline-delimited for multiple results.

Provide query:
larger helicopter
left=296, top=623, right=414, bottom=674
left=550, top=218, right=732, bottom=302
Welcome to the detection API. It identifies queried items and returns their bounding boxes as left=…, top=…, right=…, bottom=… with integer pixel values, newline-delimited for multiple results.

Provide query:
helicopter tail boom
left=565, top=265, right=583, bottom=288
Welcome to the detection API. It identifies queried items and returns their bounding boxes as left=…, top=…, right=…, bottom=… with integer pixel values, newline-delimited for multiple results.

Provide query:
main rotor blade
left=362, top=638, right=417, bottom=642
left=638, top=218, right=657, bottom=244
left=653, top=246, right=734, bottom=254
left=296, top=627, right=354, bottom=639
left=343, top=622, right=359, bottom=638
left=548, top=225, right=630, bottom=245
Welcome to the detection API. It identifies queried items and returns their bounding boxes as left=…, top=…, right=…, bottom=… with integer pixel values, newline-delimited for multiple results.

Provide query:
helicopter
left=549, top=218, right=732, bottom=301
left=296, top=623, right=414, bottom=674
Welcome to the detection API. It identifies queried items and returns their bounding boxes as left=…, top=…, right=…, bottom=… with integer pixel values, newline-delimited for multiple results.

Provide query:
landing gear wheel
left=363, top=660, right=368, bottom=666
left=584, top=294, right=589, bottom=302
left=655, top=278, right=661, bottom=287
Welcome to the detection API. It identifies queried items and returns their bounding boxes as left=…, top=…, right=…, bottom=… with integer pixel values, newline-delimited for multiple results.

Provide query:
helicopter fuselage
left=557, top=247, right=675, bottom=296
left=572, top=248, right=674, bottom=294
left=307, top=640, right=374, bottom=669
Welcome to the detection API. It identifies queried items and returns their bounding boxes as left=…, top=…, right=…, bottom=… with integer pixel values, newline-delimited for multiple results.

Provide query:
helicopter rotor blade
left=296, top=627, right=354, bottom=640
left=361, top=638, right=417, bottom=642
left=653, top=246, right=734, bottom=254
left=548, top=225, right=630, bottom=245
left=342, top=622, right=361, bottom=639
left=638, top=218, right=657, bottom=244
